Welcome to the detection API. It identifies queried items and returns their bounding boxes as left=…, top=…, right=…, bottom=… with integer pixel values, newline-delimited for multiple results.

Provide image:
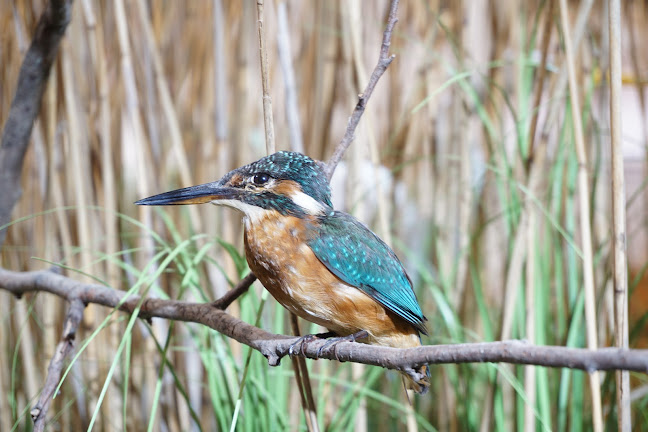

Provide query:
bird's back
left=243, top=209, right=425, bottom=345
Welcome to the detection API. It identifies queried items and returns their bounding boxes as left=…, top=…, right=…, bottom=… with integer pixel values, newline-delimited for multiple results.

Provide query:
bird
left=136, top=151, right=429, bottom=394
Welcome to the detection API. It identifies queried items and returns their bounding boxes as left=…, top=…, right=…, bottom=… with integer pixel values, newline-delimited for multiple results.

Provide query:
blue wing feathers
left=308, top=211, right=428, bottom=335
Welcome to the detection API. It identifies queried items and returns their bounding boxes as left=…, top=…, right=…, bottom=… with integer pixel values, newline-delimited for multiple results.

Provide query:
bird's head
left=136, top=151, right=333, bottom=220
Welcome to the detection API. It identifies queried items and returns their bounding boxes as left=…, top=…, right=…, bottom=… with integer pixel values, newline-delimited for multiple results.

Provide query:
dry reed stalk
left=451, top=0, right=483, bottom=314
left=526, top=0, right=555, bottom=168
left=257, top=0, right=276, bottom=155
left=228, top=2, right=256, bottom=363
left=523, top=5, right=555, bottom=429
left=62, top=43, right=106, bottom=423
left=480, top=140, right=547, bottom=432
left=289, top=315, right=320, bottom=432
left=41, top=20, right=62, bottom=421
left=558, top=0, right=603, bottom=430
left=208, top=0, right=235, bottom=304
left=61, top=48, right=93, bottom=281
left=15, top=300, right=40, bottom=406
left=81, top=2, right=124, bottom=429
left=46, top=66, right=75, bottom=430
left=524, top=208, right=537, bottom=432
left=256, top=1, right=316, bottom=429
left=135, top=5, right=205, bottom=428
left=607, top=0, right=631, bottom=430
left=213, top=0, right=228, bottom=146
left=114, top=1, right=165, bottom=428
left=306, top=1, right=337, bottom=159
left=542, top=0, right=594, bottom=135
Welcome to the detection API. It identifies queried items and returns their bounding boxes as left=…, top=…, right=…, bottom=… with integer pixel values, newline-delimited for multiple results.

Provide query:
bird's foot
left=288, top=331, right=337, bottom=357
left=316, top=330, right=369, bottom=360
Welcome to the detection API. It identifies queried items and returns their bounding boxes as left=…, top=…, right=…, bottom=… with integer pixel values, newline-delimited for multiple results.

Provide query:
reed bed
left=1, top=1, right=647, bottom=430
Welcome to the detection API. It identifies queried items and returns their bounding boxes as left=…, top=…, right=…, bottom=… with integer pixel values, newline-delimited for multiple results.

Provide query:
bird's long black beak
left=135, top=181, right=239, bottom=206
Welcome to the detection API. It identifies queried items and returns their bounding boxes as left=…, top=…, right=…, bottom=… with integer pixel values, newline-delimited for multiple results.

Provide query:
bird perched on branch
left=136, top=151, right=429, bottom=394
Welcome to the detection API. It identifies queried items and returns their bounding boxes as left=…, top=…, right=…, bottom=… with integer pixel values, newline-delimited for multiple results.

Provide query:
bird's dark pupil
left=253, top=173, right=270, bottom=185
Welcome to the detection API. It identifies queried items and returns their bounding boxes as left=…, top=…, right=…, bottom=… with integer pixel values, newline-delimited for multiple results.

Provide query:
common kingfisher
left=136, top=151, right=429, bottom=394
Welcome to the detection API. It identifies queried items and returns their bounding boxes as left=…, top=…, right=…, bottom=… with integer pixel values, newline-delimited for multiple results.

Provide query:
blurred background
left=1, top=0, right=648, bottom=430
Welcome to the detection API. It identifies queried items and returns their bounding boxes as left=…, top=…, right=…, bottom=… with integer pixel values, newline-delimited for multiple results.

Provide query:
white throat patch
left=212, top=199, right=271, bottom=224
left=290, top=190, right=325, bottom=215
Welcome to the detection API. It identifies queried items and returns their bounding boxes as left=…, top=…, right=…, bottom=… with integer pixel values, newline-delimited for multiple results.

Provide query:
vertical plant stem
left=607, top=0, right=630, bottom=430
left=114, top=1, right=164, bottom=428
left=255, top=1, right=315, bottom=429
left=256, top=0, right=276, bottom=154
left=558, top=1, right=603, bottom=430
left=81, top=1, right=124, bottom=429
left=289, top=316, right=319, bottom=432
left=524, top=209, right=536, bottom=432
left=526, top=0, right=555, bottom=169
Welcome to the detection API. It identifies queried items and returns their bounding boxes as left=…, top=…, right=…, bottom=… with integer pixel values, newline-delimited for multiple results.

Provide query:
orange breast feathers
left=243, top=210, right=421, bottom=349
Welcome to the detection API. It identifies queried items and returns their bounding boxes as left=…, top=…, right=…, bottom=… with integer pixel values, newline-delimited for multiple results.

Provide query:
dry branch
left=2, top=268, right=648, bottom=380
left=30, top=298, right=84, bottom=432
left=0, top=0, right=73, bottom=246
left=325, top=0, right=400, bottom=180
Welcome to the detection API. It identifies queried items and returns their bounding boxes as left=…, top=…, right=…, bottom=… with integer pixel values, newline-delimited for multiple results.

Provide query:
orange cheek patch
left=271, top=180, right=302, bottom=196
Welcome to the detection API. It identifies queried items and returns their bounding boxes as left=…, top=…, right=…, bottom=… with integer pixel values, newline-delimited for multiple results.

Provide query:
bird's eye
left=252, top=173, right=270, bottom=185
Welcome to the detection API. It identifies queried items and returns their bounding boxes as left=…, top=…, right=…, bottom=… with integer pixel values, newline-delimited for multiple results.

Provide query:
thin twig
left=325, top=0, right=400, bottom=180
left=558, top=1, right=604, bottom=431
left=211, top=273, right=257, bottom=309
left=30, top=298, right=85, bottom=432
left=2, top=268, right=648, bottom=376
left=608, top=0, right=631, bottom=429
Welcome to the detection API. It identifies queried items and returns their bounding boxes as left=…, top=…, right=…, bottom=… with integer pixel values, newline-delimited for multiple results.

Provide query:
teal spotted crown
left=239, top=151, right=332, bottom=207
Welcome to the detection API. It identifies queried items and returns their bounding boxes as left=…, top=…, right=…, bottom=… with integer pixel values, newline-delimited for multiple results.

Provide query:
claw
left=288, top=331, right=337, bottom=357
left=288, top=334, right=317, bottom=356
left=316, top=330, right=368, bottom=360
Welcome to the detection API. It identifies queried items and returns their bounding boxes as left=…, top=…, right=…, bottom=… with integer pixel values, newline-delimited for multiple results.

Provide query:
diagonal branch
left=2, top=268, right=647, bottom=383
left=0, top=0, right=74, bottom=247
left=30, top=297, right=84, bottom=432
left=211, top=273, right=257, bottom=309
left=325, top=0, right=400, bottom=180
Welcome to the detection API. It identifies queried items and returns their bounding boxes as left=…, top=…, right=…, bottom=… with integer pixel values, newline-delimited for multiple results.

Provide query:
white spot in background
left=290, top=190, right=325, bottom=215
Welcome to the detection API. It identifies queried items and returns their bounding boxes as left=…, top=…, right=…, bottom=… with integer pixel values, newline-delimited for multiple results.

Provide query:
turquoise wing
left=307, top=211, right=427, bottom=334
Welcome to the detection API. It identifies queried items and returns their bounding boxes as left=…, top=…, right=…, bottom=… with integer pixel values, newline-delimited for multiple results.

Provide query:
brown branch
left=325, top=0, right=400, bottom=180
left=0, top=0, right=74, bottom=246
left=2, top=268, right=648, bottom=383
left=30, top=298, right=84, bottom=432
left=211, top=273, right=257, bottom=309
